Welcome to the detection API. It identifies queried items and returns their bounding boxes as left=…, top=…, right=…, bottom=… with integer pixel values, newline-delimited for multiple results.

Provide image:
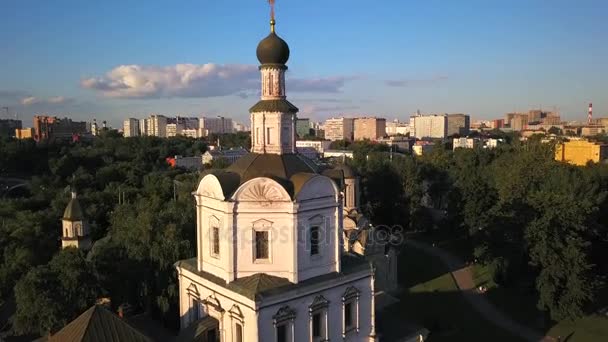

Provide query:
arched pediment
left=231, top=177, right=292, bottom=202
left=203, top=294, right=224, bottom=312
left=342, top=286, right=360, bottom=301
left=273, top=305, right=296, bottom=323
left=196, top=174, right=226, bottom=200
left=309, top=295, right=330, bottom=312
left=294, top=174, right=339, bottom=202
left=186, top=283, right=200, bottom=298
left=229, top=304, right=244, bottom=319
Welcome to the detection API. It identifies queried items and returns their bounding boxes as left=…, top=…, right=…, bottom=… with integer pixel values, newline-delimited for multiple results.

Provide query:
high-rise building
left=123, top=118, right=140, bottom=137
left=296, top=117, right=311, bottom=137
left=385, top=120, right=409, bottom=136
left=139, top=118, right=149, bottom=136
left=409, top=114, right=447, bottom=139
left=33, top=115, right=88, bottom=142
left=353, top=117, right=386, bottom=141
left=510, top=114, right=528, bottom=131
left=148, top=114, right=168, bottom=137
left=323, top=117, right=354, bottom=141
left=199, top=116, right=233, bottom=136
left=0, top=119, right=22, bottom=138
left=446, top=114, right=470, bottom=136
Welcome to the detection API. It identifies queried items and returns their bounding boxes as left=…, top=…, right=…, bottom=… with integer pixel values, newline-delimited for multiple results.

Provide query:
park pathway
left=404, top=239, right=555, bottom=342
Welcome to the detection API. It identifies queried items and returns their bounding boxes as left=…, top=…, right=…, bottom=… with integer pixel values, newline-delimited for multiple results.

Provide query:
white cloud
left=20, top=96, right=73, bottom=106
left=82, top=63, right=359, bottom=99
left=290, top=76, right=359, bottom=93
left=20, top=96, right=39, bottom=105
left=81, top=64, right=259, bottom=99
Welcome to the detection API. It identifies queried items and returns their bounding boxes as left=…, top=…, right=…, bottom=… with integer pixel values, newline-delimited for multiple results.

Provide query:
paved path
left=404, top=239, right=555, bottom=342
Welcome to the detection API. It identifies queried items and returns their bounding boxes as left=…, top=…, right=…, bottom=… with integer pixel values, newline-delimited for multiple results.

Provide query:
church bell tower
left=61, top=191, right=92, bottom=250
left=250, top=18, right=299, bottom=155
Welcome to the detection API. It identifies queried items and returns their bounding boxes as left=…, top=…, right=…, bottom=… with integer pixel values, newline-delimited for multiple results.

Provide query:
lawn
left=471, top=260, right=608, bottom=342
left=377, top=243, right=522, bottom=342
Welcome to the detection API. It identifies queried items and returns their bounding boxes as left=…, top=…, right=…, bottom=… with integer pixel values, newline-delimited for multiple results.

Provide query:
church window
left=309, top=296, right=329, bottom=342
left=310, top=226, right=320, bottom=256
left=344, top=302, right=353, bottom=329
left=273, top=306, right=295, bottom=342
left=267, top=127, right=273, bottom=145
left=312, top=313, right=322, bottom=338
left=276, top=324, right=287, bottom=342
left=256, top=128, right=260, bottom=144
left=235, top=323, right=243, bottom=342
left=269, top=73, right=274, bottom=95
left=212, top=227, right=220, bottom=256
left=190, top=298, right=200, bottom=322
left=342, top=287, right=360, bottom=336
left=255, top=231, right=269, bottom=260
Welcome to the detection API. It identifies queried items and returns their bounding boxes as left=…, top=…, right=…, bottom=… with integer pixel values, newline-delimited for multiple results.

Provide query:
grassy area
left=471, top=260, right=608, bottom=342
left=378, top=243, right=521, bottom=342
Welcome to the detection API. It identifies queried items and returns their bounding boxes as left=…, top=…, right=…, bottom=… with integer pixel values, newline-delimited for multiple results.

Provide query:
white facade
left=324, top=118, right=354, bottom=141
left=144, top=115, right=168, bottom=137
left=202, top=148, right=249, bottom=165
left=452, top=138, right=479, bottom=150
left=167, top=123, right=184, bottom=137
left=410, top=114, right=447, bottom=139
left=123, top=118, right=140, bottom=137
left=296, top=140, right=332, bottom=154
left=385, top=120, right=410, bottom=136
left=323, top=150, right=354, bottom=159
left=139, top=119, right=149, bottom=136
left=200, top=117, right=234, bottom=136
left=175, top=16, right=376, bottom=342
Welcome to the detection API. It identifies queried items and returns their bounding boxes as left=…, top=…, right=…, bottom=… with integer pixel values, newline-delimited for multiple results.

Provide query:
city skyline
left=1, top=0, right=607, bottom=127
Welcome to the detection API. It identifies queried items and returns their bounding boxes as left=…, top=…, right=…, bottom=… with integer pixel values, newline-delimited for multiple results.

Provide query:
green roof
left=175, top=254, right=372, bottom=301
left=63, top=195, right=84, bottom=221
left=249, top=99, right=299, bottom=114
left=49, top=305, right=152, bottom=342
left=204, top=153, right=320, bottom=199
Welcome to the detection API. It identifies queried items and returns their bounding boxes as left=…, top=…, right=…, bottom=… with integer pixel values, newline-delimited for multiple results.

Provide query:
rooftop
left=49, top=305, right=152, bottom=342
left=175, top=253, right=371, bottom=301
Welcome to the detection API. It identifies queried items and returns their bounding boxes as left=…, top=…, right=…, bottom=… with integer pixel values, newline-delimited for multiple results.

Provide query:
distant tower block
left=588, top=103, right=593, bottom=124
left=61, top=191, right=92, bottom=250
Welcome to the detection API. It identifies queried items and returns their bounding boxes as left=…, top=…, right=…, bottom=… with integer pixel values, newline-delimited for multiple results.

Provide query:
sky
left=0, top=0, right=607, bottom=127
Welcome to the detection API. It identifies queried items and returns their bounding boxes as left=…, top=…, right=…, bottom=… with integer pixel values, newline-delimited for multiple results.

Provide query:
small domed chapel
left=175, top=9, right=396, bottom=342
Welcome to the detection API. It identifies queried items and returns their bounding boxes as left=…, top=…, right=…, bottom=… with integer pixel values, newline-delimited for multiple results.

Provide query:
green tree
left=13, top=249, right=99, bottom=335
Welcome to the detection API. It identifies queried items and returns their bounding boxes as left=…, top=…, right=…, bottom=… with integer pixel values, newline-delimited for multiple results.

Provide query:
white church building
left=174, top=12, right=378, bottom=342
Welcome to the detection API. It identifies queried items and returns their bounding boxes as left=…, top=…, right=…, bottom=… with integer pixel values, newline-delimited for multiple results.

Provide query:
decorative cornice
left=249, top=99, right=299, bottom=114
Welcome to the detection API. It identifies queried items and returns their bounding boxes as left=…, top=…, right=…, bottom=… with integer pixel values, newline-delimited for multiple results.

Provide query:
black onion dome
left=256, top=20, right=290, bottom=65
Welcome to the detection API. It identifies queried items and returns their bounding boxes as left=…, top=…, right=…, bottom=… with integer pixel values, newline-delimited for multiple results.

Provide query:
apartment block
left=324, top=117, right=354, bottom=141
left=199, top=116, right=233, bottom=136
left=354, top=117, right=386, bottom=141
left=446, top=114, right=470, bottom=136
left=410, top=114, right=448, bottom=139
left=123, top=118, right=140, bottom=137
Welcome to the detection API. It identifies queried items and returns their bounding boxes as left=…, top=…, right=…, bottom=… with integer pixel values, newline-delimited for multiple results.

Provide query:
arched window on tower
left=269, top=73, right=274, bottom=95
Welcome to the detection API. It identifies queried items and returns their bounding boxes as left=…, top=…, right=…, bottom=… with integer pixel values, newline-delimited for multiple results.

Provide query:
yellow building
left=15, top=128, right=34, bottom=139
left=555, top=140, right=608, bottom=166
